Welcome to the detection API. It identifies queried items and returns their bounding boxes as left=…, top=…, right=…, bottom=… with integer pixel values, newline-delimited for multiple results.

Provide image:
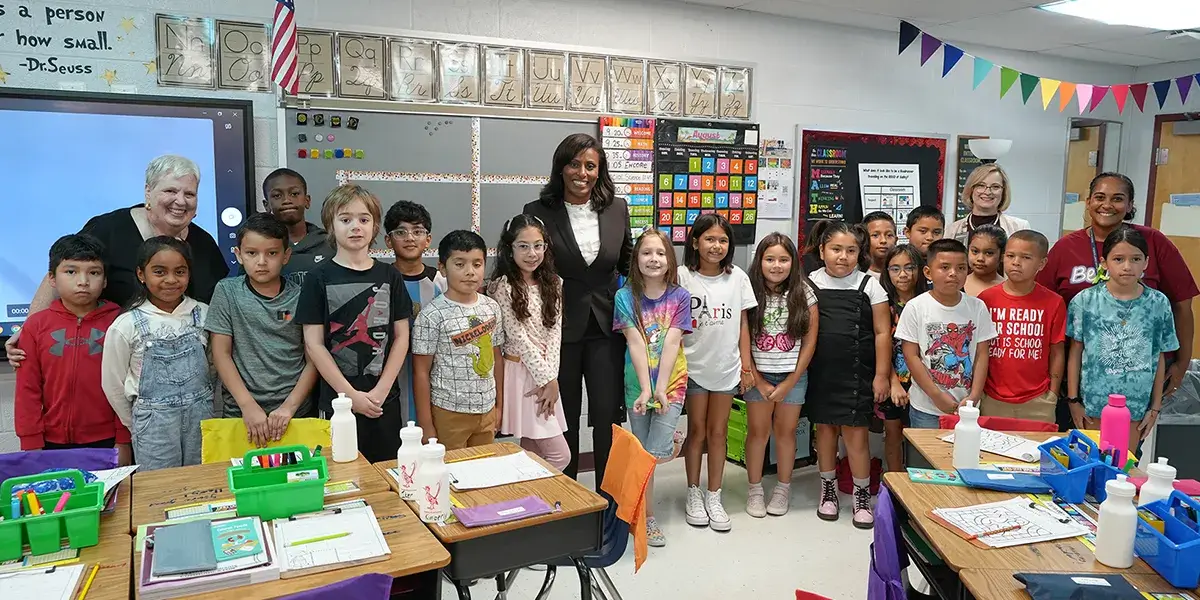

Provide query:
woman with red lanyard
left=1038, top=172, right=1198, bottom=429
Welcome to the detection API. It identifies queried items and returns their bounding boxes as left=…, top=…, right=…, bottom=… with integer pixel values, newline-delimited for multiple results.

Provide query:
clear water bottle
left=330, top=393, right=358, bottom=463
left=395, top=421, right=424, bottom=501
left=415, top=438, right=450, bottom=524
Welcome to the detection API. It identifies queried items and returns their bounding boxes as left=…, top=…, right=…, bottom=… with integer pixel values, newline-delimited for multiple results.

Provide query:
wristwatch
left=1067, top=396, right=1083, bottom=405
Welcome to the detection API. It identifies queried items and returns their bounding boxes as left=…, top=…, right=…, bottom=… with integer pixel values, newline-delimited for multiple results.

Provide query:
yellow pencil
left=446, top=452, right=495, bottom=464
left=77, top=563, right=99, bottom=600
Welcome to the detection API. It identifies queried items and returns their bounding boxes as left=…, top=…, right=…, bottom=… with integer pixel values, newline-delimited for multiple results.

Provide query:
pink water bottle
left=1100, top=394, right=1132, bottom=469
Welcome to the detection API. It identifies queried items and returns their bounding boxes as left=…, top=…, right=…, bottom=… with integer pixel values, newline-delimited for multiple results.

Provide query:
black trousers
left=558, top=314, right=623, bottom=486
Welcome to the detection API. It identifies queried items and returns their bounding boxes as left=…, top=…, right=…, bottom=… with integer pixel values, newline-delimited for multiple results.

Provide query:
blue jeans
left=908, top=409, right=943, bottom=429
left=629, top=402, right=684, bottom=459
left=743, top=371, right=808, bottom=405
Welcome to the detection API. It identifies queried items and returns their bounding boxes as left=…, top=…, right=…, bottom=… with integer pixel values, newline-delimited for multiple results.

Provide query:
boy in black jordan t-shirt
left=296, top=185, right=413, bottom=462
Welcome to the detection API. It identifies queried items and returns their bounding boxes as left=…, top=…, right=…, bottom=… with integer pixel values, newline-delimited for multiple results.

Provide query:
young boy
left=904, top=206, right=946, bottom=256
left=896, top=239, right=997, bottom=429
left=863, top=211, right=898, bottom=279
left=206, top=213, right=319, bottom=446
left=15, top=234, right=131, bottom=464
left=977, top=231, right=1066, bottom=424
left=261, top=168, right=329, bottom=282
left=383, top=200, right=447, bottom=423
left=296, top=185, right=414, bottom=462
left=411, top=230, right=505, bottom=450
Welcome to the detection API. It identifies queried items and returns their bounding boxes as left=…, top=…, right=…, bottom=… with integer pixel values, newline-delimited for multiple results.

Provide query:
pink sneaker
left=817, top=477, right=839, bottom=521
left=853, top=485, right=874, bottom=529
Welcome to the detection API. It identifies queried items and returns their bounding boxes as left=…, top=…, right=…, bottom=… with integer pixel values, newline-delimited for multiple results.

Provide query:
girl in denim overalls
left=101, top=236, right=213, bottom=470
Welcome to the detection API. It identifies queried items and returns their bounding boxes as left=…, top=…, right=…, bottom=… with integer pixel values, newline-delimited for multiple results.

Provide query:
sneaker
left=685, top=485, right=709, bottom=527
left=746, top=483, right=767, bottom=518
left=646, top=517, right=666, bottom=547
left=853, top=485, right=875, bottom=529
left=706, top=489, right=732, bottom=532
left=766, top=482, right=791, bottom=516
left=818, top=477, right=840, bottom=521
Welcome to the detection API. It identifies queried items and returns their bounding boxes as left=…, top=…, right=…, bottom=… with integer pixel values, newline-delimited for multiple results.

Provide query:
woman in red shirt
left=1039, top=172, right=1197, bottom=403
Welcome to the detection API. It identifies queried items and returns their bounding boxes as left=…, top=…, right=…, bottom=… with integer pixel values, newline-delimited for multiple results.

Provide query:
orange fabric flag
left=600, top=425, right=656, bottom=572
left=1058, top=82, right=1077, bottom=112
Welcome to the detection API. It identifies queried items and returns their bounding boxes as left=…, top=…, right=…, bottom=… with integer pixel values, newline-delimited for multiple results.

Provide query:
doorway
left=1146, top=113, right=1200, bottom=354
left=1062, top=119, right=1122, bottom=237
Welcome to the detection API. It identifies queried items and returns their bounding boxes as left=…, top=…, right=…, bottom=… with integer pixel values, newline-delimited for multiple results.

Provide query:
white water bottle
left=1139, top=457, right=1177, bottom=507
left=1094, top=474, right=1138, bottom=568
left=952, top=401, right=981, bottom=470
left=329, top=393, right=358, bottom=463
left=395, top=421, right=424, bottom=501
left=415, top=438, right=450, bottom=524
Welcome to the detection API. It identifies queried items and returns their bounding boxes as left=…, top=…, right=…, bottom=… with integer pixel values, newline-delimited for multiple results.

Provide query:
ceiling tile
left=677, top=0, right=749, bottom=7
left=794, top=0, right=1035, bottom=25
left=736, top=0, right=901, bottom=30
left=1039, top=45, right=1163, bottom=67
left=1085, top=32, right=1200, bottom=62
left=932, top=8, right=1151, bottom=46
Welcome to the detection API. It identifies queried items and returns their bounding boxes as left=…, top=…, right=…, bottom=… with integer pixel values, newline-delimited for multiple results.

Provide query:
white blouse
left=565, top=201, right=600, bottom=266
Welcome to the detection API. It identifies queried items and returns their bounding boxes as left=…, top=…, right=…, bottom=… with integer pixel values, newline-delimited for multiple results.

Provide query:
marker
left=287, top=531, right=351, bottom=547
left=10, top=497, right=20, bottom=519
left=53, top=492, right=71, bottom=513
left=258, top=455, right=269, bottom=468
left=313, top=445, right=322, bottom=457
left=26, top=491, right=44, bottom=515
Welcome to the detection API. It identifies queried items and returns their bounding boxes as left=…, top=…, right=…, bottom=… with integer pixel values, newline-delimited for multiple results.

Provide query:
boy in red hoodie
left=16, top=234, right=131, bottom=464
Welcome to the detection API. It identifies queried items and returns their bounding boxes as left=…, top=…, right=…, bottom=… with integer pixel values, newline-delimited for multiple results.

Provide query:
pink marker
left=53, top=492, right=71, bottom=513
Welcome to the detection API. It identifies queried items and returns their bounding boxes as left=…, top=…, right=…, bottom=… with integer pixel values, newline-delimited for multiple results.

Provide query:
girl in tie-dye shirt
left=613, top=229, right=691, bottom=548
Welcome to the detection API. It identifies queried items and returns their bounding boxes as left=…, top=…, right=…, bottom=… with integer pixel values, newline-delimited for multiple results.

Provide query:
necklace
left=967, top=213, right=999, bottom=232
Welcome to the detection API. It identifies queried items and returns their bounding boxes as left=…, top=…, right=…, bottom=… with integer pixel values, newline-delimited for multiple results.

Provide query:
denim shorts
left=686, top=377, right=740, bottom=396
left=742, top=371, right=808, bottom=406
left=629, top=402, right=684, bottom=459
left=908, top=409, right=943, bottom=429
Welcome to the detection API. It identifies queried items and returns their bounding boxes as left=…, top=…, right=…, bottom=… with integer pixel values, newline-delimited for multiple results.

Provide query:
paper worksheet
left=940, top=430, right=1049, bottom=463
left=272, top=505, right=389, bottom=573
left=90, top=465, right=139, bottom=497
left=447, top=451, right=554, bottom=490
left=0, top=563, right=84, bottom=599
left=932, top=497, right=1089, bottom=548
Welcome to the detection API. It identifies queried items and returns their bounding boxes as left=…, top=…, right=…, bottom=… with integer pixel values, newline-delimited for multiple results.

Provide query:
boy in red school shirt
left=15, top=234, right=131, bottom=463
left=979, top=231, right=1066, bottom=424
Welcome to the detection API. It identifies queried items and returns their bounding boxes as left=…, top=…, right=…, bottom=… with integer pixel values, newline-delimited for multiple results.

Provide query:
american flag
left=270, top=0, right=299, bottom=94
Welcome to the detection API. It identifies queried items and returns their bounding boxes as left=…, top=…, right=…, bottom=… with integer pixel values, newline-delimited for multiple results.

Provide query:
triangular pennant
left=1153, top=80, right=1171, bottom=108
left=1130, top=83, right=1149, bottom=112
left=1178, top=76, right=1194, bottom=104
left=1077, top=84, right=1094, bottom=115
left=1111, top=84, right=1130, bottom=114
left=972, top=57, right=993, bottom=89
left=942, top=44, right=965, bottom=77
left=920, top=33, right=942, bottom=66
left=1058, top=82, right=1077, bottom=112
left=1019, top=73, right=1040, bottom=105
left=1089, top=85, right=1109, bottom=112
left=899, top=21, right=921, bottom=55
left=1040, top=78, right=1061, bottom=110
left=999, top=67, right=1020, bottom=99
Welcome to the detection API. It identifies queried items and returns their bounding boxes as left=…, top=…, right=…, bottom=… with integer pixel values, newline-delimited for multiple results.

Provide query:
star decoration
left=0, top=64, right=8, bottom=85
left=101, top=69, right=118, bottom=86
left=119, top=17, right=137, bottom=33
left=143, top=60, right=156, bottom=74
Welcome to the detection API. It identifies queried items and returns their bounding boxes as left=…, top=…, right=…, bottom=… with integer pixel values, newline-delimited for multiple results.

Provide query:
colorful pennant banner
left=899, top=20, right=1200, bottom=113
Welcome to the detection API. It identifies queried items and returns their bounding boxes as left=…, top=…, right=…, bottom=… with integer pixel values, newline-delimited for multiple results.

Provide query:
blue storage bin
left=1038, top=431, right=1100, bottom=503
left=1089, top=463, right=1123, bottom=502
left=1135, top=491, right=1200, bottom=588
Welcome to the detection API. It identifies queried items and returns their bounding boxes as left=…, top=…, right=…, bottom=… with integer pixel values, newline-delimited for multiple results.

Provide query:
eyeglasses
left=974, top=184, right=1004, bottom=194
left=513, top=242, right=547, bottom=254
left=888, top=265, right=918, bottom=274
left=388, top=228, right=428, bottom=239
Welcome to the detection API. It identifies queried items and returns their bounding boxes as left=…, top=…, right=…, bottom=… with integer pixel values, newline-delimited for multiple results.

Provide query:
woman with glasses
left=945, top=164, right=1030, bottom=244
left=523, top=133, right=633, bottom=486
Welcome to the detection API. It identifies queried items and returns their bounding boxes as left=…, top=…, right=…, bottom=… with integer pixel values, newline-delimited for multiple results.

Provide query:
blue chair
left=529, top=491, right=628, bottom=600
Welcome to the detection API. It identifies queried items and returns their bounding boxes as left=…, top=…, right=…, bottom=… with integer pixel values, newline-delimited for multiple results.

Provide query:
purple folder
left=452, top=496, right=555, bottom=527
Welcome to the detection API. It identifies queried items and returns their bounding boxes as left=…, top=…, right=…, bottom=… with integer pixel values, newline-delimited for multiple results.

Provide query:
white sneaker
left=685, top=485, right=709, bottom=527
left=706, top=489, right=732, bottom=532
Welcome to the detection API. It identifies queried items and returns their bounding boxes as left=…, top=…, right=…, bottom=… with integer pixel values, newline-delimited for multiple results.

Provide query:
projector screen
left=0, top=89, right=254, bottom=337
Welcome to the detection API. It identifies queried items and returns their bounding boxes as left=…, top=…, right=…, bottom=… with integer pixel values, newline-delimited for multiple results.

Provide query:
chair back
left=278, top=573, right=392, bottom=600
left=200, top=418, right=331, bottom=463
left=937, top=414, right=1056, bottom=432
left=796, top=591, right=834, bottom=600
left=0, top=448, right=117, bottom=482
left=600, top=425, right=656, bottom=572
left=582, top=490, right=630, bottom=569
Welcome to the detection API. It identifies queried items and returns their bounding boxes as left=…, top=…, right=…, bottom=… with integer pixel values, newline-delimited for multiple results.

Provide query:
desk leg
left=535, top=566, right=557, bottom=600
left=494, top=572, right=510, bottom=600
left=454, top=579, right=473, bottom=600
left=573, top=558, right=593, bottom=600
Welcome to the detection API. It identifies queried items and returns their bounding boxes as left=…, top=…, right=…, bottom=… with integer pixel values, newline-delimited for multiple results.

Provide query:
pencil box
left=1013, top=573, right=1142, bottom=599
left=956, top=469, right=1052, bottom=494
left=452, top=496, right=554, bottom=527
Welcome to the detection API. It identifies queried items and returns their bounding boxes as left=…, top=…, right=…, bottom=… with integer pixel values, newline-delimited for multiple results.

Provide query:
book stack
left=137, top=515, right=279, bottom=600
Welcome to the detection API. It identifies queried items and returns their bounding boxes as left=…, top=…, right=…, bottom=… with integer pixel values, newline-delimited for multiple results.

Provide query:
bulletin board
left=798, top=129, right=946, bottom=240
left=954, top=135, right=987, bottom=220
left=283, top=108, right=596, bottom=255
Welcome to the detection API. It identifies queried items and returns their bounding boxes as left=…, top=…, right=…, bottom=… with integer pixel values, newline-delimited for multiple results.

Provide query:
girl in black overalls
left=807, top=221, right=892, bottom=529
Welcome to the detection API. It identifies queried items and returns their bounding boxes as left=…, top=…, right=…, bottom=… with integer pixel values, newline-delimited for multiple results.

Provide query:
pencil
left=77, top=563, right=99, bottom=599
left=967, top=524, right=1022, bottom=540
left=287, top=531, right=351, bottom=547
left=446, top=452, right=495, bottom=464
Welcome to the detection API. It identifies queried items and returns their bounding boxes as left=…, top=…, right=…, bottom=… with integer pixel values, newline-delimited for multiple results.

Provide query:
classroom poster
left=1160, top=193, right=1200, bottom=238
left=757, top=138, right=794, bottom=220
left=600, top=116, right=656, bottom=235
left=858, top=163, right=921, bottom=228
left=954, top=136, right=986, bottom=220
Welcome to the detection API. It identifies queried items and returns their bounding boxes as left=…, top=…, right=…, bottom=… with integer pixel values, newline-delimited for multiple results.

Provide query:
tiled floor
left=439, top=458, right=873, bottom=600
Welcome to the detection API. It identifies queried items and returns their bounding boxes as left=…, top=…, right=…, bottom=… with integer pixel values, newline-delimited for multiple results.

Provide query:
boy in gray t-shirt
left=206, top=213, right=318, bottom=447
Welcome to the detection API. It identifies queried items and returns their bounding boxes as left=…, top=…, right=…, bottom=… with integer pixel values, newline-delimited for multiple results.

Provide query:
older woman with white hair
left=945, top=163, right=1031, bottom=243
left=7, top=154, right=228, bottom=362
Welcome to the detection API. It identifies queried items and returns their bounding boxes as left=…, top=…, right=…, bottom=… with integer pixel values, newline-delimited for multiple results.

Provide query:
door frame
left=1144, top=112, right=1200, bottom=227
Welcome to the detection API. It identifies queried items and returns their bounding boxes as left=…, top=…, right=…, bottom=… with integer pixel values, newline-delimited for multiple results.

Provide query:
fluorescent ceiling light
left=1039, top=0, right=1200, bottom=30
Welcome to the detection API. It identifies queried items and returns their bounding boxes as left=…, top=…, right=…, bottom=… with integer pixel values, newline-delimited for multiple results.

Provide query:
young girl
left=488, top=215, right=570, bottom=470
left=101, top=236, right=212, bottom=471
left=744, top=233, right=818, bottom=518
left=613, top=228, right=691, bottom=547
left=807, top=220, right=891, bottom=529
left=863, top=211, right=898, bottom=280
left=877, top=245, right=928, bottom=472
left=678, top=214, right=757, bottom=533
left=964, top=224, right=1006, bottom=297
left=1067, top=226, right=1178, bottom=444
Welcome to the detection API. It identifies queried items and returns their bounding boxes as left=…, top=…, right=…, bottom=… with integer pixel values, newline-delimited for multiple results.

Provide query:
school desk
left=74, top=534, right=133, bottom=600
left=131, top=492, right=449, bottom=600
left=101, top=477, right=133, bottom=537
left=129, top=452, right=390, bottom=528
left=375, top=442, right=609, bottom=600
left=959, top=568, right=1198, bottom=599
left=903, top=429, right=1060, bottom=471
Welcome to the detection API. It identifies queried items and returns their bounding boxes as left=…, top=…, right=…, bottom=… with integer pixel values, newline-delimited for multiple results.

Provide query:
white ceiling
left=681, top=0, right=1200, bottom=66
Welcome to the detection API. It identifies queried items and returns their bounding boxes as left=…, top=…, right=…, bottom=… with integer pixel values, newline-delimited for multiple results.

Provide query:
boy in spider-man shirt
left=15, top=234, right=131, bottom=464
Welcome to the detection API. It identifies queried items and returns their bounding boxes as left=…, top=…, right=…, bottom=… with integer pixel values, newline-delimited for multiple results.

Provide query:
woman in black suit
left=524, top=133, right=632, bottom=486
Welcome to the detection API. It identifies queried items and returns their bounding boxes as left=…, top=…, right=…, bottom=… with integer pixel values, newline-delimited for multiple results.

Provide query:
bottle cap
left=331, top=393, right=352, bottom=409
left=400, top=420, right=423, bottom=439
left=1147, top=457, right=1176, bottom=478
left=1107, top=473, right=1135, bottom=496
left=420, top=437, right=446, bottom=459
left=1107, top=394, right=1127, bottom=407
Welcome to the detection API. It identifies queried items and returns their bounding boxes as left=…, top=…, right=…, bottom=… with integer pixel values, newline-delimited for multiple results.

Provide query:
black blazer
left=524, top=197, right=633, bottom=343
